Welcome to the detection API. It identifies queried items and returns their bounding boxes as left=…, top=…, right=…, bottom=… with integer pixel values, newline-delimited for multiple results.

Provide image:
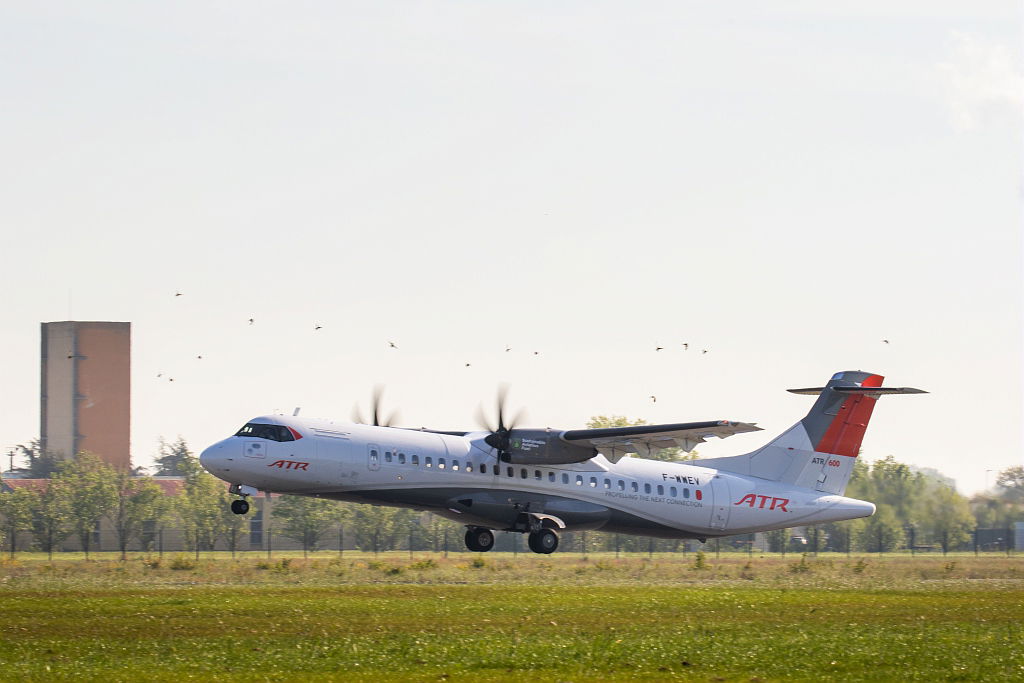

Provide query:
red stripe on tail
left=814, top=374, right=882, bottom=457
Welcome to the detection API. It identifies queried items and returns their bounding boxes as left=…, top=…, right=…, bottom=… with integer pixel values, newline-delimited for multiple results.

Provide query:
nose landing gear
left=228, top=484, right=258, bottom=515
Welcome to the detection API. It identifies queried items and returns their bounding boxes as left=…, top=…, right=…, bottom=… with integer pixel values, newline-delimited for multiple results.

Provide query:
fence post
left=338, top=526, right=344, bottom=559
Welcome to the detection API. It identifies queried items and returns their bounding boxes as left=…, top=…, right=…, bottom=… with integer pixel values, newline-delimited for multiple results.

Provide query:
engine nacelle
left=499, top=429, right=596, bottom=465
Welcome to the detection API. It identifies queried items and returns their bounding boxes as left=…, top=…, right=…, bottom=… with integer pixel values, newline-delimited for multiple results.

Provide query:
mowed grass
left=0, top=554, right=1021, bottom=681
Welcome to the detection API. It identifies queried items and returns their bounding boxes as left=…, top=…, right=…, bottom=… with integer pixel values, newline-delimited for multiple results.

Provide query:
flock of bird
left=160, top=291, right=894, bottom=407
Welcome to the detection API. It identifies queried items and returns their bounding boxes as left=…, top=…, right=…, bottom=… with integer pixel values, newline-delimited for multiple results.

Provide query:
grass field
left=0, top=552, right=1021, bottom=681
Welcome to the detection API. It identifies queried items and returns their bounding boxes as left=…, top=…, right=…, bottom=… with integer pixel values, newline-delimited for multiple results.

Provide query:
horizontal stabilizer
left=787, top=386, right=927, bottom=396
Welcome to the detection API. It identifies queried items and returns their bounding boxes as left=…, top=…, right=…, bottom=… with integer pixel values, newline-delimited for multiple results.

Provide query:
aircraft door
left=367, top=443, right=381, bottom=471
left=709, top=475, right=731, bottom=531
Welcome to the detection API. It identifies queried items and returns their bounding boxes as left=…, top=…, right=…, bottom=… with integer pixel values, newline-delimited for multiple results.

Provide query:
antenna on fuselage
left=293, top=407, right=301, bottom=416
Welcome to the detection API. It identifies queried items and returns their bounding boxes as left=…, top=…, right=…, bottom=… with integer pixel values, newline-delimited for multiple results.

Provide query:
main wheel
left=230, top=499, right=250, bottom=515
left=464, top=527, right=494, bottom=552
left=528, top=528, right=559, bottom=554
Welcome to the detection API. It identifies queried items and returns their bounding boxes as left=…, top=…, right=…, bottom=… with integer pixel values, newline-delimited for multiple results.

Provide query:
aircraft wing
left=560, top=420, right=761, bottom=463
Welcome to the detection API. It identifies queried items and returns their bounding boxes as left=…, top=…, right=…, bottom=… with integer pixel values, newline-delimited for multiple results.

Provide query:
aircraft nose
left=199, top=442, right=226, bottom=473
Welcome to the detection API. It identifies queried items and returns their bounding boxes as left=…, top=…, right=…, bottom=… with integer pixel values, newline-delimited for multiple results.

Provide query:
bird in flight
left=702, top=349, right=709, bottom=354
left=533, top=351, right=539, bottom=356
left=649, top=395, right=657, bottom=403
left=465, top=362, right=471, bottom=367
left=682, top=343, right=689, bottom=350
left=655, top=346, right=664, bottom=352
left=389, top=341, right=398, bottom=349
left=174, top=292, right=182, bottom=297
left=248, top=318, right=254, bottom=325
left=314, top=324, right=322, bottom=331
left=196, top=355, right=203, bottom=360
left=882, top=339, right=890, bottom=344
left=156, top=373, right=163, bottom=378
left=505, top=345, right=511, bottom=352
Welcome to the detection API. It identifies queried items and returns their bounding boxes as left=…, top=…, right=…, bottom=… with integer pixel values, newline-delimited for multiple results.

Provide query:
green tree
left=153, top=437, right=194, bottom=477
left=995, top=466, right=1024, bottom=503
left=30, top=479, right=72, bottom=560
left=856, top=504, right=904, bottom=553
left=176, top=457, right=230, bottom=558
left=108, top=473, right=166, bottom=560
left=58, top=453, right=118, bottom=558
left=585, top=416, right=696, bottom=461
left=0, top=486, right=39, bottom=557
left=16, top=440, right=62, bottom=478
left=765, top=527, right=790, bottom=554
left=272, top=495, right=344, bottom=557
left=923, top=484, right=975, bottom=554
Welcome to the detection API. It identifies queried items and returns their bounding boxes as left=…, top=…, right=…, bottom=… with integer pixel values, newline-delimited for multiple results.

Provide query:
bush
left=168, top=555, right=196, bottom=571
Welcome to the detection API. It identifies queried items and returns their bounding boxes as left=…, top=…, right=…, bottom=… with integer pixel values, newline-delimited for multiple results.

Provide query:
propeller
left=352, top=386, right=400, bottom=427
left=476, top=385, right=525, bottom=462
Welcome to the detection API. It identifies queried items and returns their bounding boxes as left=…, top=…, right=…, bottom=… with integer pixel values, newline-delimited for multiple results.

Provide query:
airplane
left=199, top=371, right=925, bottom=554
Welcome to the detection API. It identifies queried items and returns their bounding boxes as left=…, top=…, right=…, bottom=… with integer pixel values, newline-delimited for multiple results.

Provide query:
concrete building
left=40, top=321, right=131, bottom=469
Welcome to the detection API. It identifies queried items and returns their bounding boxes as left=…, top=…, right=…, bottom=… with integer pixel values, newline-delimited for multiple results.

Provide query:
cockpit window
left=235, top=423, right=296, bottom=442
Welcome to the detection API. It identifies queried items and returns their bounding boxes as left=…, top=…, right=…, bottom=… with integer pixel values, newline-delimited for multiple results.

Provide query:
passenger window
left=425, top=456, right=433, bottom=468
left=602, top=478, right=610, bottom=489
left=370, top=449, right=378, bottom=460
left=507, top=467, right=514, bottom=477
left=438, top=458, right=446, bottom=470
left=398, top=453, right=406, bottom=465
left=589, top=477, right=597, bottom=488
left=695, top=489, right=703, bottom=501
left=644, top=483, right=652, bottom=494
left=534, top=470, right=541, bottom=480
left=631, top=482, right=638, bottom=493
left=657, top=485, right=664, bottom=495
left=452, top=460, right=459, bottom=471
left=548, top=472, right=555, bottom=482
left=562, top=473, right=569, bottom=484
left=617, top=480, right=625, bottom=491
left=384, top=451, right=392, bottom=463
left=465, top=463, right=473, bottom=472
left=411, top=454, right=419, bottom=465
left=521, top=468, right=528, bottom=479
left=670, top=486, right=677, bottom=497
left=480, top=463, right=487, bottom=474
left=683, top=488, right=690, bottom=499
left=575, top=475, right=583, bottom=486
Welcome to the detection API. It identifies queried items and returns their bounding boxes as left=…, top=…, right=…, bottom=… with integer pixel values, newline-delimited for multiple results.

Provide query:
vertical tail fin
left=694, top=371, right=925, bottom=495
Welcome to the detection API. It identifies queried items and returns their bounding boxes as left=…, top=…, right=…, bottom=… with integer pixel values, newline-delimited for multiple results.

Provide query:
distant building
left=40, top=321, right=131, bottom=469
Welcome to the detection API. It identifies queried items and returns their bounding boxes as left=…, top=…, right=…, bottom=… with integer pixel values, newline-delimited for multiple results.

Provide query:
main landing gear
left=463, top=526, right=560, bottom=554
left=465, top=527, right=494, bottom=552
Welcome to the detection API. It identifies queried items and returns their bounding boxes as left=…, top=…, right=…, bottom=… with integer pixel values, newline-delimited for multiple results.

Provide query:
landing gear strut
left=465, top=527, right=494, bottom=552
left=527, top=528, right=558, bottom=554
left=230, top=499, right=250, bottom=515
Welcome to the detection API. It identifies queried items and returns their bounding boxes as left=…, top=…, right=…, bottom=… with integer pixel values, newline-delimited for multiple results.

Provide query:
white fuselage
left=200, top=415, right=874, bottom=539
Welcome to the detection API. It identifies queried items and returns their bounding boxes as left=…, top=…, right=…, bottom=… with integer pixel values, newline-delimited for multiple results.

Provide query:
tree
left=30, top=479, right=72, bottom=560
left=923, top=484, right=975, bottom=554
left=176, top=456, right=231, bottom=558
left=108, top=472, right=166, bottom=560
left=586, top=416, right=696, bottom=461
left=58, top=453, right=118, bottom=558
left=15, top=440, right=62, bottom=478
left=272, top=495, right=344, bottom=557
left=153, top=437, right=194, bottom=477
left=0, top=487, right=39, bottom=557
left=765, top=527, right=790, bottom=554
left=856, top=504, right=904, bottom=553
left=995, top=466, right=1024, bottom=503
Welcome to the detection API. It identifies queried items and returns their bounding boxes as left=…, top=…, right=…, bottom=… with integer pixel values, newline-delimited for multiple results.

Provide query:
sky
left=1, top=1, right=1020, bottom=494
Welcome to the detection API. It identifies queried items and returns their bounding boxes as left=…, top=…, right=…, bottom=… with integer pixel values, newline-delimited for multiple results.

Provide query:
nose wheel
left=230, top=499, right=250, bottom=515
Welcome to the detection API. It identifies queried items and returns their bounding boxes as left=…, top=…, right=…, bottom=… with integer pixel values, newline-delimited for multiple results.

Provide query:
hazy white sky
left=1, top=2, right=1020, bottom=493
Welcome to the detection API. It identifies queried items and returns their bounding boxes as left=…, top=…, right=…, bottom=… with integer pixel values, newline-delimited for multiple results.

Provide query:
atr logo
left=268, top=460, right=309, bottom=471
left=734, top=494, right=789, bottom=511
